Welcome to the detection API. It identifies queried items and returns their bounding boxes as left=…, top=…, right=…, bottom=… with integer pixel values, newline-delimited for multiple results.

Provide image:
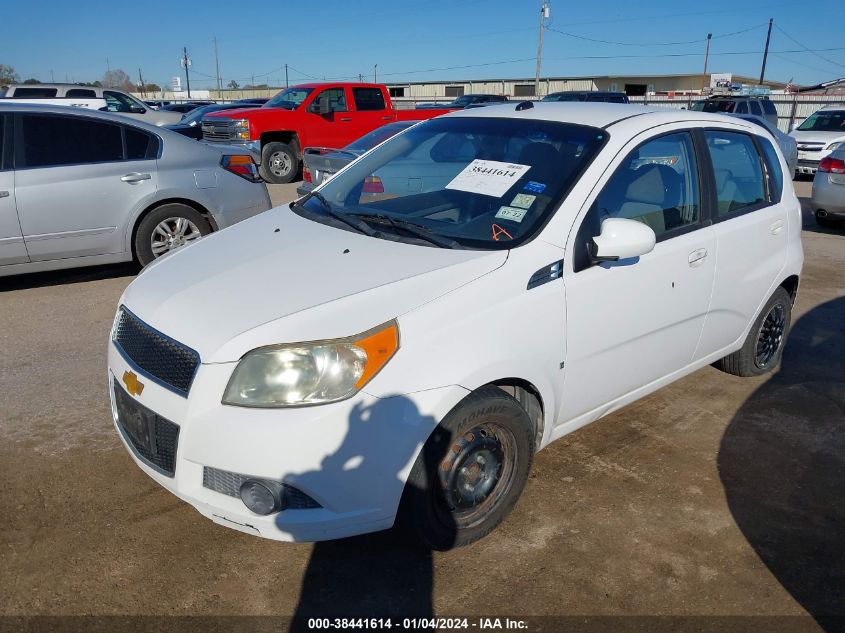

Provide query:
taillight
left=818, top=156, right=845, bottom=174
left=362, top=176, right=384, bottom=193
left=303, top=165, right=312, bottom=183
left=221, top=155, right=262, bottom=182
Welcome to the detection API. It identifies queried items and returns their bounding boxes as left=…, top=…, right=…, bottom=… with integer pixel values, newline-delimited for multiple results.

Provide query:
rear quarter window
left=762, top=100, right=777, bottom=116
left=352, top=88, right=386, bottom=111
left=12, top=87, right=58, bottom=98
left=20, top=114, right=123, bottom=168
left=757, top=136, right=784, bottom=203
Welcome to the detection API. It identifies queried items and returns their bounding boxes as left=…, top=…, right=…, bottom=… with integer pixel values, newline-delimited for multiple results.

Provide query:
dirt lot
left=1, top=181, right=843, bottom=631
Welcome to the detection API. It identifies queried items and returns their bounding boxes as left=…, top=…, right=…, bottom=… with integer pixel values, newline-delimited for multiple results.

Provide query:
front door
left=14, top=113, right=158, bottom=261
left=306, top=87, right=351, bottom=149
left=560, top=131, right=716, bottom=423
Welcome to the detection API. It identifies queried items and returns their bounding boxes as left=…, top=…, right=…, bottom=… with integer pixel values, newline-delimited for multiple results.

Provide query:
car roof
left=446, top=101, right=747, bottom=129
left=0, top=103, right=169, bottom=134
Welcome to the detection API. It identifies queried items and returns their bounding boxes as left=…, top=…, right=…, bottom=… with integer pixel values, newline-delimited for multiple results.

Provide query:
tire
left=716, top=286, right=792, bottom=377
left=134, top=203, right=211, bottom=267
left=399, top=386, right=535, bottom=550
left=260, top=141, right=299, bottom=184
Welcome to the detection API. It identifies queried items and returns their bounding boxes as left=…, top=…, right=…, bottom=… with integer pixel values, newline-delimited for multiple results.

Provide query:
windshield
left=542, top=93, right=583, bottom=102
left=266, top=87, right=313, bottom=109
left=691, top=99, right=735, bottom=113
left=295, top=116, right=607, bottom=249
left=345, top=122, right=417, bottom=152
left=797, top=110, right=845, bottom=132
left=104, top=90, right=145, bottom=113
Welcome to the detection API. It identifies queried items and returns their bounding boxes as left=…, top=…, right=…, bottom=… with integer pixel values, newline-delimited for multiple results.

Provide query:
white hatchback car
left=108, top=103, right=803, bottom=549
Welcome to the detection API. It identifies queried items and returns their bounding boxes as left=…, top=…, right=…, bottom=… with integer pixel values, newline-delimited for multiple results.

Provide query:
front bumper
left=108, top=341, right=467, bottom=542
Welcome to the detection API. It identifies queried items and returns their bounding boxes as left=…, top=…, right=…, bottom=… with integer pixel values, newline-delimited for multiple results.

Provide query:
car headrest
left=625, top=164, right=683, bottom=207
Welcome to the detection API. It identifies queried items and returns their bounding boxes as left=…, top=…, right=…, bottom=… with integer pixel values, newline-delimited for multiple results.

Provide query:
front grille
left=113, top=379, right=180, bottom=476
left=798, top=159, right=820, bottom=167
left=203, top=466, right=322, bottom=509
left=797, top=144, right=824, bottom=152
left=201, top=119, right=234, bottom=142
left=112, top=307, right=200, bottom=396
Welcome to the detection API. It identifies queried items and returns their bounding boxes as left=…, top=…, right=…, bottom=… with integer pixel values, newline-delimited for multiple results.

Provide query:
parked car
left=729, top=114, right=798, bottom=177
left=0, top=104, right=271, bottom=276
left=297, top=121, right=420, bottom=196
left=0, top=83, right=182, bottom=126
left=416, top=94, right=509, bottom=110
left=542, top=90, right=629, bottom=103
left=166, top=102, right=262, bottom=140
left=161, top=101, right=215, bottom=114
left=201, top=83, right=450, bottom=184
left=691, top=95, right=779, bottom=127
left=789, top=105, right=845, bottom=176
left=108, top=102, right=802, bottom=549
left=810, top=148, right=845, bottom=227
left=145, top=100, right=171, bottom=110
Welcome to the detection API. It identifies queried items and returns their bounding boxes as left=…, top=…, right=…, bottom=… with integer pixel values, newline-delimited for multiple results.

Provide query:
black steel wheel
left=755, top=303, right=787, bottom=369
left=399, top=386, right=534, bottom=550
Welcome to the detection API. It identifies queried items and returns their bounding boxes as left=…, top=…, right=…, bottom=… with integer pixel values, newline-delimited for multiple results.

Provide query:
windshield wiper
left=293, top=191, right=378, bottom=237
left=351, top=213, right=462, bottom=249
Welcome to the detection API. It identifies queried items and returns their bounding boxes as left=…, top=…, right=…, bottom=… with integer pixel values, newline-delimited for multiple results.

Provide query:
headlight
left=232, top=119, right=250, bottom=140
left=825, top=141, right=844, bottom=151
left=222, top=321, right=399, bottom=408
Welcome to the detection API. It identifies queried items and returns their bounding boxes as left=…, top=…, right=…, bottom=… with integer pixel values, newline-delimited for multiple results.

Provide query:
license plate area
left=113, top=379, right=180, bottom=477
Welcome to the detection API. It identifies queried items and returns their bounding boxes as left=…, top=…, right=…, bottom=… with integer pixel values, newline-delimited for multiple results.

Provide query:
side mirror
left=309, top=99, right=330, bottom=115
left=130, top=105, right=146, bottom=114
left=590, top=218, right=656, bottom=263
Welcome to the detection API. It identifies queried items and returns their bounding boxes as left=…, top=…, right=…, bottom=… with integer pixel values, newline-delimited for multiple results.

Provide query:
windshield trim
left=292, top=117, right=610, bottom=251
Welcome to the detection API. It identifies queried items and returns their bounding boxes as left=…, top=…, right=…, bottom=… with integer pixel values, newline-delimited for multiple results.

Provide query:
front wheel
left=134, top=203, right=211, bottom=267
left=715, top=286, right=793, bottom=377
left=260, top=142, right=299, bottom=184
left=399, top=386, right=535, bottom=550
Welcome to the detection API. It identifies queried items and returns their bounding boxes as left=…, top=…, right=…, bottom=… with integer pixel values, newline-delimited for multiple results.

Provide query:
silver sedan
left=811, top=148, right=845, bottom=228
left=0, top=104, right=272, bottom=277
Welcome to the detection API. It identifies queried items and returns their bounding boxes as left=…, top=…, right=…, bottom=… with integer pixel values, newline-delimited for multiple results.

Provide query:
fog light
left=239, top=479, right=284, bottom=515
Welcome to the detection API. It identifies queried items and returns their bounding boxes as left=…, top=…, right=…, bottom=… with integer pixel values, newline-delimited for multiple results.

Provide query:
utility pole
left=759, top=18, right=773, bottom=86
left=374, top=64, right=378, bottom=83
left=702, top=33, right=712, bottom=91
left=358, top=73, right=363, bottom=82
left=213, top=37, right=222, bottom=92
left=181, top=47, right=192, bottom=98
left=50, top=69, right=54, bottom=83
left=106, top=58, right=110, bottom=73
left=138, top=68, right=145, bottom=96
left=534, top=2, right=549, bottom=98
left=285, top=64, right=289, bottom=88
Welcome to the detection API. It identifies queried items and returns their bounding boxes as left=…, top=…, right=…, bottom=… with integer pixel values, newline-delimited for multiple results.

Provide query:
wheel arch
left=129, top=197, right=215, bottom=260
left=779, top=274, right=800, bottom=304
left=259, top=131, right=301, bottom=157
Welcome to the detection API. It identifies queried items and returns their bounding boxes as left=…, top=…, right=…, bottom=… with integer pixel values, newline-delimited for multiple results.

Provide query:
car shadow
left=284, top=396, right=456, bottom=630
left=718, top=296, right=845, bottom=630
left=0, top=262, right=138, bottom=292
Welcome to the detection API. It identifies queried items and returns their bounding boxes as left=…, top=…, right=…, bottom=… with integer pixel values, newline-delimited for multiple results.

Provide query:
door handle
left=0, top=191, right=9, bottom=198
left=688, top=248, right=708, bottom=266
left=381, top=116, right=393, bottom=121
left=770, top=219, right=784, bottom=235
left=121, top=173, right=151, bottom=184
left=339, top=117, right=352, bottom=122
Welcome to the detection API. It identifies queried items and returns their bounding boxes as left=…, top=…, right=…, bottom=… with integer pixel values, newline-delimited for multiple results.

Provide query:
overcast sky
left=4, top=0, right=843, bottom=88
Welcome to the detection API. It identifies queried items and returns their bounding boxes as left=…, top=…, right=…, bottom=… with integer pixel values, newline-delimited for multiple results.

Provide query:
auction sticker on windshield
left=446, top=159, right=531, bottom=198
left=495, top=206, right=527, bottom=222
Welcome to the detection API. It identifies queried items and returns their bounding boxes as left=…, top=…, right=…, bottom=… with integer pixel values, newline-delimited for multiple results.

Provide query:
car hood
left=205, top=106, right=294, bottom=123
left=121, top=206, right=508, bottom=363
left=790, top=129, right=845, bottom=145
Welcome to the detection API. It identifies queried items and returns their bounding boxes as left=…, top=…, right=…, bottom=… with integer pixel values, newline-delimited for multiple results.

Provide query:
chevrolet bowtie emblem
left=122, top=370, right=145, bottom=397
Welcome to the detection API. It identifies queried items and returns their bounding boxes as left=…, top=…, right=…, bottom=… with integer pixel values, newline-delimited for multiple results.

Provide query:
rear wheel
left=260, top=142, right=299, bottom=184
left=716, top=286, right=792, bottom=377
left=134, top=203, right=211, bottom=267
left=399, top=386, right=534, bottom=550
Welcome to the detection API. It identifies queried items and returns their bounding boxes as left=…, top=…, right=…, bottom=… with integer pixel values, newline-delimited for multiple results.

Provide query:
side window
left=103, top=90, right=143, bottom=113
left=749, top=101, right=763, bottom=116
left=125, top=127, right=158, bottom=160
left=704, top=131, right=767, bottom=218
left=757, top=136, right=784, bottom=203
left=734, top=102, right=749, bottom=114
left=762, top=100, right=777, bottom=116
left=21, top=114, right=123, bottom=168
left=66, top=88, right=97, bottom=98
left=0, top=114, right=5, bottom=170
left=12, top=87, right=58, bottom=98
left=352, top=87, right=386, bottom=111
left=314, top=88, right=347, bottom=112
left=573, top=132, right=701, bottom=272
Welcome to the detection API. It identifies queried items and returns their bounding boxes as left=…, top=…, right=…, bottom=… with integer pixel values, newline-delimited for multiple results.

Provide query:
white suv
left=790, top=105, right=845, bottom=175
left=108, top=103, right=803, bottom=549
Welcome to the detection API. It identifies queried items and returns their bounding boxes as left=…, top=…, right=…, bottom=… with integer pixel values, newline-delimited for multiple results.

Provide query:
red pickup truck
left=201, top=83, right=449, bottom=184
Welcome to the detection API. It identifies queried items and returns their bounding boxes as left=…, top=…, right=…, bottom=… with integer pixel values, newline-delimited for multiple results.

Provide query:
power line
left=773, top=24, right=845, bottom=70
left=546, top=23, right=767, bottom=48
left=563, top=2, right=794, bottom=27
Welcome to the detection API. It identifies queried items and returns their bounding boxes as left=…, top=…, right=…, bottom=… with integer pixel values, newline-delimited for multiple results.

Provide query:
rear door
left=0, top=113, right=29, bottom=266
left=695, top=128, right=788, bottom=356
left=345, top=87, right=394, bottom=145
left=14, top=113, right=159, bottom=261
